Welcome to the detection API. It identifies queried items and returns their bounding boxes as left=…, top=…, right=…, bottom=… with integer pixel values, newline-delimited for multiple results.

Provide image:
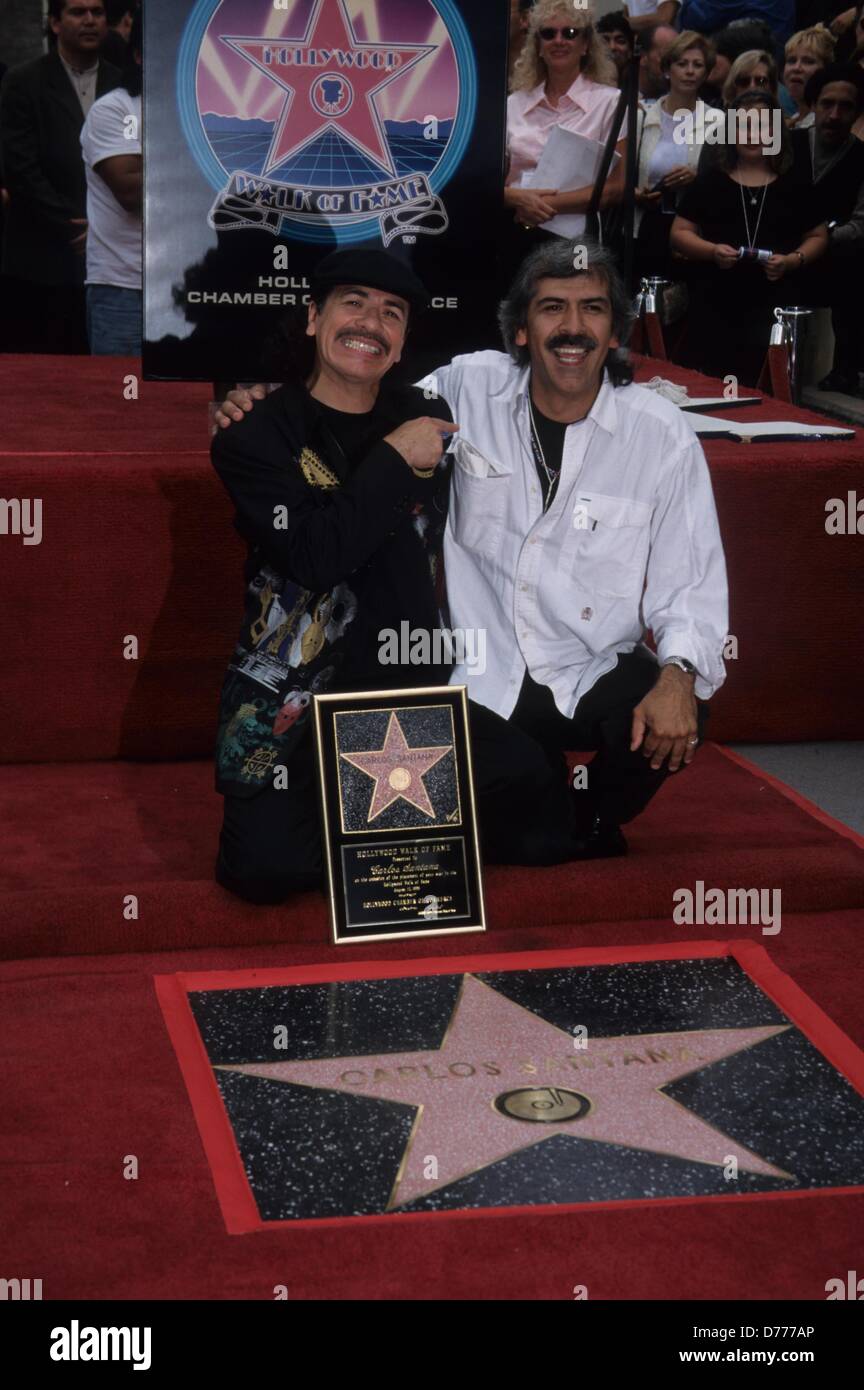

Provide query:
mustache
left=546, top=334, right=598, bottom=353
left=338, top=330, right=388, bottom=352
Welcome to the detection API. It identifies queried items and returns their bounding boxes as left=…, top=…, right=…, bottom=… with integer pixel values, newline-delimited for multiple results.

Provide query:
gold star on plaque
left=340, top=712, right=451, bottom=821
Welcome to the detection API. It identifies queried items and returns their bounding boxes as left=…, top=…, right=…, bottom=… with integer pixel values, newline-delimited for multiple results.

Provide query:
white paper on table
left=731, top=420, right=854, bottom=441
left=522, top=125, right=621, bottom=239
left=681, top=412, right=854, bottom=442
left=679, top=395, right=761, bottom=411
left=679, top=413, right=735, bottom=437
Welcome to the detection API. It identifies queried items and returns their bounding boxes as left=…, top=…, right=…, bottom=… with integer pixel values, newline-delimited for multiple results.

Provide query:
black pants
left=216, top=731, right=324, bottom=905
left=215, top=651, right=707, bottom=903
left=469, top=650, right=707, bottom=865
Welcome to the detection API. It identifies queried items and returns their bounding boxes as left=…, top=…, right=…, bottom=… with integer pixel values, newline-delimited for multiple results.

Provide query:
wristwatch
left=663, top=655, right=696, bottom=675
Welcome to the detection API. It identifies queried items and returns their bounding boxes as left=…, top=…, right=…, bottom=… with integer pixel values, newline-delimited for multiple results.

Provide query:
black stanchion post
left=622, top=42, right=642, bottom=289
left=586, top=42, right=643, bottom=296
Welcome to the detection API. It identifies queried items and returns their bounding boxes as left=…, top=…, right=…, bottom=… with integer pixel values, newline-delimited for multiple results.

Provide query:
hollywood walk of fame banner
left=143, top=0, right=509, bottom=380
left=155, top=941, right=864, bottom=1233
left=312, top=686, right=485, bottom=943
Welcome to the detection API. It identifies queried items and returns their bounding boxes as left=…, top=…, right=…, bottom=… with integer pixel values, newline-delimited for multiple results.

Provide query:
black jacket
left=211, top=379, right=452, bottom=796
left=0, top=49, right=120, bottom=284
left=791, top=127, right=864, bottom=243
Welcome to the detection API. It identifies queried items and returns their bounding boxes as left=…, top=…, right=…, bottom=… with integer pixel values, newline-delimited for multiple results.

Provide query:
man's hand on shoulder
left=213, top=383, right=268, bottom=430
left=630, top=664, right=699, bottom=772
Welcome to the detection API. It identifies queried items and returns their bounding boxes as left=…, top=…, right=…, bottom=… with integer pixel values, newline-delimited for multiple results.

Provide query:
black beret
left=310, top=249, right=429, bottom=312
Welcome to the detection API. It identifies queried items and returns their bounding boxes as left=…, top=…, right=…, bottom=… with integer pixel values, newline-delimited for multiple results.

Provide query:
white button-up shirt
left=59, top=54, right=99, bottom=116
left=419, top=351, right=728, bottom=719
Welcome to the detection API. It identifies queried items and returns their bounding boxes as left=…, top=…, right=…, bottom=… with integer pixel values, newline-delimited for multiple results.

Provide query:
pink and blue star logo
left=222, top=0, right=435, bottom=178
left=177, top=0, right=477, bottom=244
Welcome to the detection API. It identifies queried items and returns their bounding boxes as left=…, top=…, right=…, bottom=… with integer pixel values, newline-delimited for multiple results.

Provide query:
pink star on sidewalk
left=219, top=975, right=792, bottom=1209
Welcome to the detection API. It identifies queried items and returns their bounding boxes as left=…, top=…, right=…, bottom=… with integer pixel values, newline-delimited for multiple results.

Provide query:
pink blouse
left=507, top=73, right=623, bottom=186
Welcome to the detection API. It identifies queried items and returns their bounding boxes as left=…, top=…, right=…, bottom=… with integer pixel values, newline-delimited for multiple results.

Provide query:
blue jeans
left=86, top=284, right=142, bottom=355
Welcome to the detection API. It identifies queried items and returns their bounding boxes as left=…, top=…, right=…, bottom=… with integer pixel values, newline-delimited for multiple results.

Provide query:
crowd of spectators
left=505, top=0, right=864, bottom=392
left=0, top=1, right=860, bottom=396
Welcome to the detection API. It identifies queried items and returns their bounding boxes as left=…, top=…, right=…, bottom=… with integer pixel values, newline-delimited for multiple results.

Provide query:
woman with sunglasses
left=670, top=89, right=827, bottom=385
left=722, top=50, right=780, bottom=108
left=726, top=51, right=803, bottom=124
left=505, top=1, right=623, bottom=244
left=697, top=51, right=796, bottom=179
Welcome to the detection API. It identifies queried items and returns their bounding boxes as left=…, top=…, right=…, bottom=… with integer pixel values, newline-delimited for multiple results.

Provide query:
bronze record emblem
left=494, top=1086, right=592, bottom=1124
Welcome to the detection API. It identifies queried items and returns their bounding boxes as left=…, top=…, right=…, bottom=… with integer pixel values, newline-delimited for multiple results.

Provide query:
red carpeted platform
left=2, top=743, right=864, bottom=961
left=0, top=354, right=861, bottom=761
left=3, top=355, right=863, bottom=1300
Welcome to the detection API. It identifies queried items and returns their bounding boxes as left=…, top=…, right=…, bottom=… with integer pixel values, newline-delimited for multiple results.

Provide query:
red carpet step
left=2, top=744, right=862, bottom=960
left=2, top=356, right=861, bottom=761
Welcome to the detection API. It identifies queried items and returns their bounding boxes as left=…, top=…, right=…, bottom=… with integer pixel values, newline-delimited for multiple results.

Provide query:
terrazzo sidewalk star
left=219, top=974, right=791, bottom=1207
left=155, top=943, right=864, bottom=1230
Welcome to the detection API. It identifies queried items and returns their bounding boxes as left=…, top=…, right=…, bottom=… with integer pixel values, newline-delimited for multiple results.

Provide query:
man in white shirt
left=79, top=8, right=142, bottom=354
left=419, top=237, right=727, bottom=863
left=217, top=239, right=728, bottom=867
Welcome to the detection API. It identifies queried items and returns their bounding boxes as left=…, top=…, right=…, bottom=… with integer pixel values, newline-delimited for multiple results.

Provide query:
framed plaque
left=313, top=686, right=486, bottom=944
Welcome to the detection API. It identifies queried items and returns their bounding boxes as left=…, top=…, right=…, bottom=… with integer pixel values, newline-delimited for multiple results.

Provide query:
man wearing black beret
left=210, top=249, right=458, bottom=904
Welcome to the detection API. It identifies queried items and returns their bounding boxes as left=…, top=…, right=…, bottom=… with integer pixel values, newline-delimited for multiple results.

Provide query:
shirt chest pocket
left=559, top=493, right=653, bottom=598
left=449, top=439, right=512, bottom=561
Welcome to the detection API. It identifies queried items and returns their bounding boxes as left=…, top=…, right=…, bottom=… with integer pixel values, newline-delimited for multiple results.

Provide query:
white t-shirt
left=80, top=88, right=142, bottom=289
left=626, top=0, right=677, bottom=14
